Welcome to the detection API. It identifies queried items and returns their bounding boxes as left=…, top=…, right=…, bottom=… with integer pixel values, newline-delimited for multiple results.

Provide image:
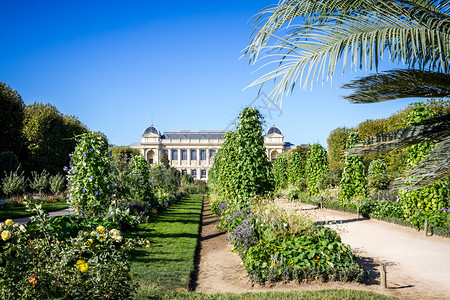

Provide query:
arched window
left=146, top=150, right=154, bottom=164
left=270, top=150, right=278, bottom=161
left=191, top=169, right=197, bottom=178
left=181, top=150, right=187, bottom=160
left=181, top=169, right=187, bottom=176
left=200, top=169, right=206, bottom=179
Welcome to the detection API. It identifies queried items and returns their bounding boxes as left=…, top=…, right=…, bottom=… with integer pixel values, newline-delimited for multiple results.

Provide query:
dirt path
left=194, top=198, right=450, bottom=299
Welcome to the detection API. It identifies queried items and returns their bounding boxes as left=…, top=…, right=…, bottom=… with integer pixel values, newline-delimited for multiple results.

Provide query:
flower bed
left=214, top=198, right=366, bottom=284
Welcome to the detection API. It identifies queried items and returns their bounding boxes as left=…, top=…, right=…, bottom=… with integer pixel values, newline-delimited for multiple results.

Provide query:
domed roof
left=265, top=125, right=283, bottom=136
left=142, top=124, right=160, bottom=136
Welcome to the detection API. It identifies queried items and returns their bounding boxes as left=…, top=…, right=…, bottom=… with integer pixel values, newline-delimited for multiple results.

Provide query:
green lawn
left=130, top=194, right=203, bottom=294
left=137, top=289, right=398, bottom=300
left=0, top=201, right=68, bottom=222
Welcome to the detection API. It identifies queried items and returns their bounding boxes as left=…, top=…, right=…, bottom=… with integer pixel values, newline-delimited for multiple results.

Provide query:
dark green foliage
left=340, top=132, right=366, bottom=203
left=129, top=155, right=154, bottom=206
left=23, top=102, right=88, bottom=175
left=109, top=146, right=140, bottom=160
left=235, top=108, right=273, bottom=198
left=305, top=144, right=329, bottom=196
left=0, top=82, right=25, bottom=161
left=272, top=154, right=288, bottom=190
left=399, top=103, right=450, bottom=229
left=287, top=151, right=304, bottom=187
left=0, top=151, right=21, bottom=179
left=327, top=127, right=352, bottom=172
left=367, top=160, right=390, bottom=192
left=181, top=174, right=194, bottom=186
left=160, top=152, right=170, bottom=169
left=66, top=131, right=113, bottom=215
left=210, top=108, right=273, bottom=201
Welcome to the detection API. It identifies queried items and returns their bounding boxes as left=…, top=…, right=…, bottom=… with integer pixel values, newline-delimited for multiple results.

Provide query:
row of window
left=163, top=149, right=216, bottom=161
left=181, top=169, right=207, bottom=179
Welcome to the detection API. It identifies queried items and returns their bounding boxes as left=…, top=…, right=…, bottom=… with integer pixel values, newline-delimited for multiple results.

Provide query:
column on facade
left=178, top=148, right=181, bottom=166
left=188, top=147, right=191, bottom=166
left=206, top=148, right=210, bottom=166
left=197, top=148, right=200, bottom=166
left=168, top=148, right=172, bottom=161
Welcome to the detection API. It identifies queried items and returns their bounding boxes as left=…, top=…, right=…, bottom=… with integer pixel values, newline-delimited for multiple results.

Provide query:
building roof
left=265, top=125, right=283, bottom=136
left=162, top=130, right=228, bottom=140
left=142, top=125, right=161, bottom=136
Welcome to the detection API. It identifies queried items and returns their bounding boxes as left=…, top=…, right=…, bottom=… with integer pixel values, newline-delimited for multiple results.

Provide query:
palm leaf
left=346, top=111, right=450, bottom=155
left=342, top=69, right=450, bottom=103
left=245, top=0, right=450, bottom=105
left=392, top=136, right=450, bottom=190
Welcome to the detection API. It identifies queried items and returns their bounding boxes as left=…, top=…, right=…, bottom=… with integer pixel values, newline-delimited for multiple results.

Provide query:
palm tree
left=245, top=0, right=450, bottom=189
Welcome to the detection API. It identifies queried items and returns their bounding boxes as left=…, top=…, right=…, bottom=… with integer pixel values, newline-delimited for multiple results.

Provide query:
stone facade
left=132, top=124, right=294, bottom=181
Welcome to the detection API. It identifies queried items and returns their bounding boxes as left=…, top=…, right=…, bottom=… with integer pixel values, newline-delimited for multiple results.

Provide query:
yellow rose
left=96, top=225, right=105, bottom=233
left=4, top=219, right=14, bottom=226
left=1, top=230, right=11, bottom=241
left=76, top=260, right=89, bottom=272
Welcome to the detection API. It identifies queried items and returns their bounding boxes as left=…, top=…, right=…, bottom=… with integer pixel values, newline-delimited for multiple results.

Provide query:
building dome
left=142, top=124, right=160, bottom=136
left=265, top=125, right=283, bottom=136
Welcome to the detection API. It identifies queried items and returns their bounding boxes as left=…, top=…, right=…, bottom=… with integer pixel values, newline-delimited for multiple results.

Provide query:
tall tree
left=246, top=0, right=450, bottom=189
left=0, top=82, right=25, bottom=160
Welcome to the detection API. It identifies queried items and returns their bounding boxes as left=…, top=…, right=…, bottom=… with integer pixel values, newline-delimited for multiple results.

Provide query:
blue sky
left=1, top=1, right=417, bottom=147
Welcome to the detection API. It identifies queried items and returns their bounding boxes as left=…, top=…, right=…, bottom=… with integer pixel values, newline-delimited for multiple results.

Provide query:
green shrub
left=129, top=155, right=154, bottom=206
left=66, top=132, right=113, bottom=215
left=399, top=103, right=450, bottom=229
left=29, top=170, right=49, bottom=194
left=340, top=132, right=366, bottom=205
left=181, top=173, right=194, bottom=186
left=287, top=151, right=304, bottom=187
left=273, top=154, right=288, bottom=190
left=327, top=127, right=352, bottom=172
left=305, top=144, right=329, bottom=196
left=0, top=152, right=21, bottom=180
left=0, top=204, right=147, bottom=299
left=1, top=168, right=26, bottom=197
left=49, top=174, right=66, bottom=194
left=367, top=160, right=390, bottom=192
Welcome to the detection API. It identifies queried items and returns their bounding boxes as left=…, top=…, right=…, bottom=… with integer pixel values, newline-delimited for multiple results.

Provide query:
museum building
left=132, top=124, right=294, bottom=181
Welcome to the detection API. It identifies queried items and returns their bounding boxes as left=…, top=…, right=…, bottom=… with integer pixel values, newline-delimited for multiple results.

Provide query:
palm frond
left=246, top=0, right=450, bottom=105
left=346, top=111, right=450, bottom=155
left=342, top=69, right=450, bottom=103
left=246, top=12, right=450, bottom=106
left=392, top=136, right=450, bottom=190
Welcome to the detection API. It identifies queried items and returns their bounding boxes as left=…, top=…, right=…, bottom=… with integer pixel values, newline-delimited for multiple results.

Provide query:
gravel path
left=12, top=208, right=72, bottom=225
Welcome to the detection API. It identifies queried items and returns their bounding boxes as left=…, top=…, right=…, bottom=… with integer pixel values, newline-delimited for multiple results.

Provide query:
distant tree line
left=0, top=82, right=88, bottom=177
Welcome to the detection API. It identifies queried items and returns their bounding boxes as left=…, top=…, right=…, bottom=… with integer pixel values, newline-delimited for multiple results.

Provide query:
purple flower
left=69, top=153, right=72, bottom=157
left=90, top=175, right=93, bottom=179
left=63, top=166, right=68, bottom=171
left=82, top=189, right=86, bottom=193
left=95, top=190, right=99, bottom=195
left=90, top=148, right=94, bottom=152
left=83, top=153, right=87, bottom=157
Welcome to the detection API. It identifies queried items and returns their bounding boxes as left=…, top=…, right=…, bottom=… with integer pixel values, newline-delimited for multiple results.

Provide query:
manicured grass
left=130, top=194, right=203, bottom=294
left=0, top=201, right=68, bottom=222
left=137, top=288, right=399, bottom=300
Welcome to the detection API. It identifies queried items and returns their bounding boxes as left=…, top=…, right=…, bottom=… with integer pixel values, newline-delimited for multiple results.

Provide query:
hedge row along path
left=194, top=198, right=450, bottom=300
